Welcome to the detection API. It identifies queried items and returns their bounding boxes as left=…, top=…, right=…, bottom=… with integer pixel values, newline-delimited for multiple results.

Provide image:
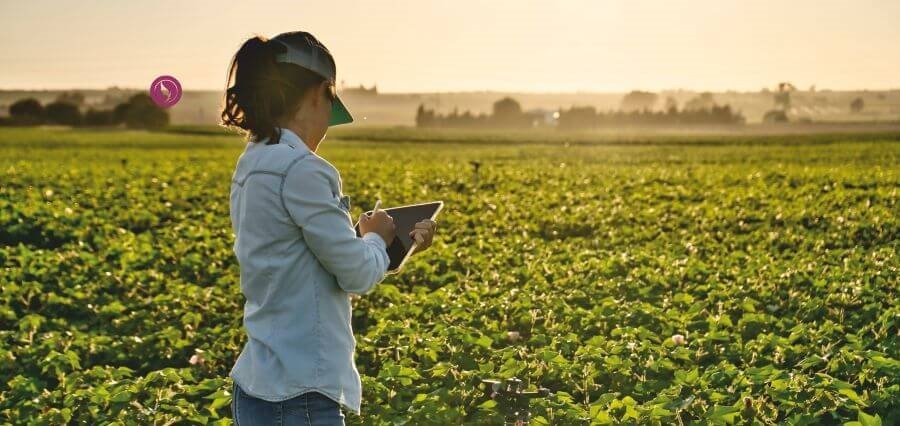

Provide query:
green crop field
left=0, top=126, right=897, bottom=425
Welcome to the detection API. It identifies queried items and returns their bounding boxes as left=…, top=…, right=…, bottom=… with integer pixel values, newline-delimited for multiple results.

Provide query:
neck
left=281, top=124, right=318, bottom=151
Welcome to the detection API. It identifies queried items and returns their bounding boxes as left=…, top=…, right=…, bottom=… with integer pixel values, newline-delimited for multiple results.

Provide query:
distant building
left=340, top=82, right=378, bottom=96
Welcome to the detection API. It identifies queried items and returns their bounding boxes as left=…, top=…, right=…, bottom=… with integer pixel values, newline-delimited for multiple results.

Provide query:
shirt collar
left=247, top=127, right=311, bottom=153
left=277, top=127, right=310, bottom=152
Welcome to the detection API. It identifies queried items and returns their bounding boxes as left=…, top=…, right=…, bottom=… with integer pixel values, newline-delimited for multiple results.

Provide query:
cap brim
left=328, top=95, right=353, bottom=126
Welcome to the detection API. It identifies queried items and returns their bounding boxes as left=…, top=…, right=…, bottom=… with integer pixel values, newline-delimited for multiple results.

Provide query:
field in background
left=0, top=127, right=897, bottom=424
left=165, top=122, right=900, bottom=145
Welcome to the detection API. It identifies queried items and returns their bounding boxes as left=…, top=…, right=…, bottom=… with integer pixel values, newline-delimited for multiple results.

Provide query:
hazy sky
left=1, top=0, right=898, bottom=93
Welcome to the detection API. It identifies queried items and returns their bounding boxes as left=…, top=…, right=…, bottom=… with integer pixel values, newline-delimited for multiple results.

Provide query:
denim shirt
left=228, top=127, right=389, bottom=415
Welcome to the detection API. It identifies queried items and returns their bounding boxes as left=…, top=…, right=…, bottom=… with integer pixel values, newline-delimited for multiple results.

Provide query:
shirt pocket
left=333, top=193, right=352, bottom=226
left=337, top=194, right=351, bottom=213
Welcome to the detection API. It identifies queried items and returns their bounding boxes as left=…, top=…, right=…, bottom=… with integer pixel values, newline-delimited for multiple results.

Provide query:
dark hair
left=220, top=32, right=335, bottom=144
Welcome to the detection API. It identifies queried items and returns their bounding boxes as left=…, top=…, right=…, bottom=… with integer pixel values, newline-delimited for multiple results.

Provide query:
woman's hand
left=409, top=219, right=437, bottom=254
left=359, top=210, right=396, bottom=246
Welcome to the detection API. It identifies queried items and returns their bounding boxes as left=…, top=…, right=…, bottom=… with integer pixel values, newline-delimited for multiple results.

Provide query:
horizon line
left=2, top=86, right=899, bottom=95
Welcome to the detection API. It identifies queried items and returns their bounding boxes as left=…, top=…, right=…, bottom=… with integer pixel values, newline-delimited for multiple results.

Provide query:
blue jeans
left=231, top=381, right=346, bottom=426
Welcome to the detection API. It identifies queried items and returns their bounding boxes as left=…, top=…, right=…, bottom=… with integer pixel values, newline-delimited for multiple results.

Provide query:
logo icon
left=149, top=75, right=182, bottom=108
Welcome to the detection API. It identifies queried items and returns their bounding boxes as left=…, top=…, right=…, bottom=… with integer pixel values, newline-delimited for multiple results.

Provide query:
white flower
left=189, top=353, right=205, bottom=365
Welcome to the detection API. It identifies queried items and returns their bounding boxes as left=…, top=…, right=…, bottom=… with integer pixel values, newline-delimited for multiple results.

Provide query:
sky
left=1, top=0, right=898, bottom=93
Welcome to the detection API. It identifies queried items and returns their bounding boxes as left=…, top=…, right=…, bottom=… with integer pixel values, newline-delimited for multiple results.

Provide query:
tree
left=117, top=93, right=169, bottom=129
left=45, top=101, right=82, bottom=126
left=113, top=102, right=130, bottom=124
left=55, top=91, right=85, bottom=107
left=9, top=98, right=44, bottom=124
left=415, top=104, right=435, bottom=127
left=491, top=97, right=527, bottom=127
left=557, top=106, right=597, bottom=129
left=620, top=91, right=658, bottom=111
left=850, top=97, right=864, bottom=113
left=493, top=97, right=522, bottom=117
left=663, top=97, right=679, bottom=113
left=684, top=92, right=715, bottom=111
left=84, top=108, right=116, bottom=126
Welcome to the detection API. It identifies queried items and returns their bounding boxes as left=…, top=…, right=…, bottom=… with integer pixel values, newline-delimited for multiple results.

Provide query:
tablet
left=354, top=201, right=443, bottom=274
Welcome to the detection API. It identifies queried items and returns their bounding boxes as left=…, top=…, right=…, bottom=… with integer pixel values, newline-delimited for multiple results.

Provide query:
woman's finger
left=409, top=229, right=429, bottom=246
left=413, top=232, right=425, bottom=245
left=415, top=223, right=436, bottom=235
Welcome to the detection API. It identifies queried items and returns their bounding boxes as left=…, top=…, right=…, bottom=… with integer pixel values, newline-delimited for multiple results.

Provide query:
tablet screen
left=354, top=201, right=443, bottom=272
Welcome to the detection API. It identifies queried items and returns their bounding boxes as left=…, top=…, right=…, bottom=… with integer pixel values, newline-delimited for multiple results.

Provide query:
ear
left=283, top=97, right=305, bottom=124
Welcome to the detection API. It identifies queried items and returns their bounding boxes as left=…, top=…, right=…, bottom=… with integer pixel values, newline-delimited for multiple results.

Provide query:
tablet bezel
left=354, top=200, right=444, bottom=274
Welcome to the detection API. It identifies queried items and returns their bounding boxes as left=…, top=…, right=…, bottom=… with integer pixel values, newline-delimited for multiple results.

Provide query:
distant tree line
left=416, top=97, right=540, bottom=129
left=557, top=103, right=745, bottom=129
left=559, top=92, right=744, bottom=129
left=417, top=93, right=745, bottom=130
left=1, top=92, right=169, bottom=129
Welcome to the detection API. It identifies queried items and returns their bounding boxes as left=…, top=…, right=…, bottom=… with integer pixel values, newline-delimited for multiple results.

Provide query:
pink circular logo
left=149, top=75, right=182, bottom=108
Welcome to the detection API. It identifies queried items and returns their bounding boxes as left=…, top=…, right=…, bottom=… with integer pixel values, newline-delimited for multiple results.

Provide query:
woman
left=221, top=31, right=437, bottom=425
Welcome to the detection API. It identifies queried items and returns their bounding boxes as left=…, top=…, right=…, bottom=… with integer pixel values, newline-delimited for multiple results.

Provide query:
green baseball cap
left=271, top=35, right=353, bottom=126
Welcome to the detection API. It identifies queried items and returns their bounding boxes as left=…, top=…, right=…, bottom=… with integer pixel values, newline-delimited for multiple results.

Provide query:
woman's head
left=220, top=31, right=344, bottom=147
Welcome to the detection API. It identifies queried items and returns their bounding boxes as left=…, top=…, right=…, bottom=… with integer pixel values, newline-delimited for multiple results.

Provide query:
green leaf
left=797, top=355, right=825, bottom=370
left=650, top=406, right=673, bottom=418
left=478, top=399, right=497, bottom=410
left=707, top=405, right=740, bottom=424
left=857, top=411, right=882, bottom=426
left=838, top=388, right=867, bottom=407
left=109, top=391, right=133, bottom=403
left=209, top=396, right=230, bottom=411
left=475, top=335, right=493, bottom=349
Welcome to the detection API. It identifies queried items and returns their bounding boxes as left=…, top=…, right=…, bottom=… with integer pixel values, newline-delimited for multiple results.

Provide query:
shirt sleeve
left=281, top=158, right=390, bottom=295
